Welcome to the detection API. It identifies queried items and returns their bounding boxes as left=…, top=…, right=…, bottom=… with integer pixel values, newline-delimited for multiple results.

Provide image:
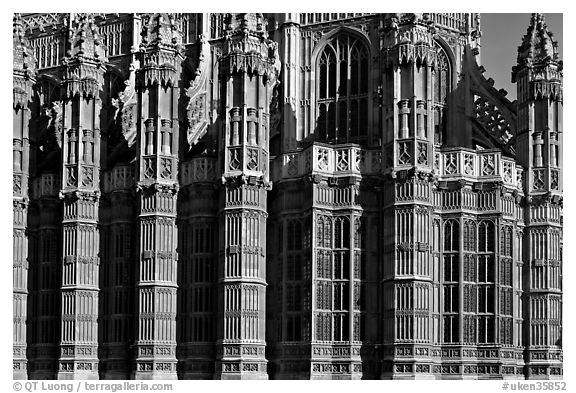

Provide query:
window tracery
left=433, top=43, right=451, bottom=145
left=443, top=219, right=459, bottom=343
left=285, top=218, right=306, bottom=341
left=474, top=97, right=514, bottom=147
left=316, top=34, right=369, bottom=144
left=333, top=216, right=350, bottom=341
left=463, top=220, right=476, bottom=252
left=314, top=214, right=357, bottom=342
left=477, top=220, right=495, bottom=343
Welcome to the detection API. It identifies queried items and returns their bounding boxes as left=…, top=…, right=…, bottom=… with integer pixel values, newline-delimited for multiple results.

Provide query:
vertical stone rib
left=13, top=13, right=36, bottom=379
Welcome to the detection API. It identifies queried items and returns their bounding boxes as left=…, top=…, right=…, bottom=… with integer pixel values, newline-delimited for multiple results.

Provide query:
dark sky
left=480, top=13, right=563, bottom=101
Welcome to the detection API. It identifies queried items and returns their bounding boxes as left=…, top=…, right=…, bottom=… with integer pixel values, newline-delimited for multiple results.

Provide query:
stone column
left=380, top=14, right=437, bottom=379
left=56, top=14, right=107, bottom=380
left=13, top=13, right=36, bottom=379
left=512, top=14, right=563, bottom=380
left=214, top=13, right=280, bottom=380
left=132, top=14, right=183, bottom=379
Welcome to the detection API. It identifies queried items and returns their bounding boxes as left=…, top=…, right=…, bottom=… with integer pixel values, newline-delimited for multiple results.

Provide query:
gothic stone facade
left=13, top=13, right=562, bottom=380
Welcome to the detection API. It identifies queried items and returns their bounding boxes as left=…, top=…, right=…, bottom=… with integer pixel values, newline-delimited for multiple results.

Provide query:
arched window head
left=478, top=221, right=495, bottom=252
left=433, top=43, right=451, bottom=145
left=316, top=215, right=333, bottom=248
left=334, top=216, right=350, bottom=249
left=464, top=220, right=477, bottom=252
left=444, top=220, right=459, bottom=252
left=316, top=34, right=369, bottom=144
left=500, top=226, right=513, bottom=256
left=434, top=46, right=450, bottom=104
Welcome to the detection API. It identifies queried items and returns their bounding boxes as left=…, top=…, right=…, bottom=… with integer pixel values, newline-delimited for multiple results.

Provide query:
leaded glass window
left=433, top=43, right=451, bottom=145
left=317, top=34, right=369, bottom=143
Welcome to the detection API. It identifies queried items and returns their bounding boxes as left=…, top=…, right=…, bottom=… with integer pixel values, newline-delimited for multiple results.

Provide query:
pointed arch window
left=317, top=34, right=369, bottom=144
left=316, top=215, right=333, bottom=248
left=500, top=225, right=513, bottom=257
left=333, top=216, right=350, bottom=280
left=443, top=219, right=459, bottom=343
left=333, top=215, right=351, bottom=341
left=444, top=220, right=459, bottom=253
left=443, top=220, right=460, bottom=283
left=478, top=220, right=495, bottom=253
left=476, top=220, right=495, bottom=343
left=433, top=43, right=451, bottom=145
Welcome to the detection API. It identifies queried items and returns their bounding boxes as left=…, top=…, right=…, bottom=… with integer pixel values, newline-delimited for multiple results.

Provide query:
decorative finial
left=13, top=13, right=36, bottom=79
left=140, top=13, right=183, bottom=52
left=512, top=13, right=561, bottom=83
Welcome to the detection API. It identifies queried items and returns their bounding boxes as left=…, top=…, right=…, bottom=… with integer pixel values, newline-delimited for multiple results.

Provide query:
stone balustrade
left=436, top=148, right=523, bottom=189
left=273, top=144, right=524, bottom=190
left=102, top=165, right=136, bottom=193
left=30, top=173, right=60, bottom=198
left=180, top=157, right=217, bottom=186
left=272, top=143, right=382, bottom=180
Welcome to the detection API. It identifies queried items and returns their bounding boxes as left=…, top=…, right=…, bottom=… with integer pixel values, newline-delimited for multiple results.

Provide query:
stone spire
left=66, top=13, right=107, bottom=62
left=13, top=13, right=36, bottom=107
left=13, top=14, right=36, bottom=75
left=225, top=13, right=268, bottom=38
left=140, top=13, right=183, bottom=51
left=220, top=13, right=280, bottom=81
left=513, top=13, right=561, bottom=80
left=137, top=13, right=184, bottom=87
left=62, top=13, right=107, bottom=98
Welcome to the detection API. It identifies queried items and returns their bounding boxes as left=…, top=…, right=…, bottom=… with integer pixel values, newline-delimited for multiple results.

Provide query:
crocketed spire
left=219, top=13, right=279, bottom=80
left=136, top=13, right=184, bottom=87
left=65, top=13, right=107, bottom=64
left=13, top=14, right=36, bottom=78
left=13, top=14, right=36, bottom=108
left=516, top=13, right=559, bottom=67
left=140, top=13, right=183, bottom=51
left=61, top=13, right=107, bottom=98
left=224, top=13, right=268, bottom=39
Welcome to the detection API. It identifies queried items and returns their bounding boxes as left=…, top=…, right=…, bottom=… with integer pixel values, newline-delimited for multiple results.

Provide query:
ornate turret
left=220, top=13, right=279, bottom=83
left=11, top=12, right=565, bottom=381
left=381, top=12, right=438, bottom=176
left=514, top=14, right=561, bottom=73
left=62, top=13, right=107, bottom=98
left=132, top=13, right=182, bottom=380
left=13, top=14, right=36, bottom=105
left=224, top=13, right=269, bottom=37
left=513, top=14, right=563, bottom=380
left=379, top=13, right=438, bottom=379
left=13, top=13, right=36, bottom=380
left=137, top=13, right=183, bottom=87
left=56, top=12, right=107, bottom=380
left=215, top=12, right=279, bottom=380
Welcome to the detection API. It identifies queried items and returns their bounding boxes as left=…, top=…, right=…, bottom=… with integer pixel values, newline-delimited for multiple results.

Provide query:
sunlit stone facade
left=13, top=12, right=562, bottom=380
